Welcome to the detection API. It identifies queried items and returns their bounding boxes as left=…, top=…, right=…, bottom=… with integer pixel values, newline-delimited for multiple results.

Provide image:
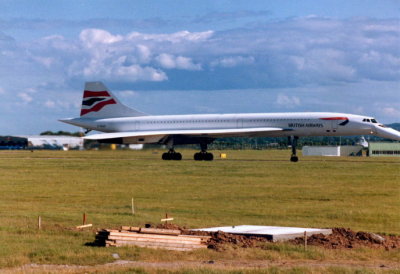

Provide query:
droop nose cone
left=375, top=126, right=400, bottom=141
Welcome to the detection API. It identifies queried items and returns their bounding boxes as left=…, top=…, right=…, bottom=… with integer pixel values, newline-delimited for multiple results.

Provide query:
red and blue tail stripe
left=80, top=90, right=116, bottom=116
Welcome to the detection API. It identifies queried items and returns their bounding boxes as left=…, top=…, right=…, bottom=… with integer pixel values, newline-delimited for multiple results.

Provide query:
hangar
left=302, top=145, right=363, bottom=157
left=368, top=142, right=400, bottom=157
left=19, top=135, right=84, bottom=150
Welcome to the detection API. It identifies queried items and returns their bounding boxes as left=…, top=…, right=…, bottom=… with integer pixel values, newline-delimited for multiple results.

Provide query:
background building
left=19, top=135, right=84, bottom=150
left=368, top=143, right=400, bottom=157
left=302, top=145, right=363, bottom=157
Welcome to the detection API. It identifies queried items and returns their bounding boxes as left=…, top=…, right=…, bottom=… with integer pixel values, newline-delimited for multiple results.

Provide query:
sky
left=0, top=0, right=399, bottom=134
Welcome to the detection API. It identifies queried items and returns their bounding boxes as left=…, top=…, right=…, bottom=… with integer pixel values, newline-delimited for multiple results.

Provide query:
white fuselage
left=65, top=112, right=397, bottom=143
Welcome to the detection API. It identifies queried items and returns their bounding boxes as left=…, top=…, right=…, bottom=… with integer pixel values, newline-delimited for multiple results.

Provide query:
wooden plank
left=76, top=224, right=92, bottom=229
left=112, top=243, right=195, bottom=251
left=108, top=233, right=202, bottom=243
left=178, top=235, right=211, bottom=240
left=121, top=226, right=140, bottom=232
left=178, top=234, right=210, bottom=238
left=109, top=232, right=184, bottom=239
left=139, top=228, right=181, bottom=236
left=108, top=235, right=202, bottom=243
left=113, top=240, right=207, bottom=250
left=108, top=236, right=204, bottom=245
left=114, top=240, right=201, bottom=248
left=161, top=218, right=174, bottom=222
left=108, top=232, right=196, bottom=241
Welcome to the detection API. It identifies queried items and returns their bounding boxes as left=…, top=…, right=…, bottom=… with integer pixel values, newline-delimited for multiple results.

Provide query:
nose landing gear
left=289, top=136, right=299, bottom=162
left=290, top=155, right=299, bottom=162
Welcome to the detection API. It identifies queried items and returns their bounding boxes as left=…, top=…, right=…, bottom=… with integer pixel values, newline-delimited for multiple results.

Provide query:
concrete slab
left=192, top=225, right=332, bottom=242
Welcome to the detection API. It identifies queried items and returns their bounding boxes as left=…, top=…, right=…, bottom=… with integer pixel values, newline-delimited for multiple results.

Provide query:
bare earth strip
left=3, top=260, right=400, bottom=273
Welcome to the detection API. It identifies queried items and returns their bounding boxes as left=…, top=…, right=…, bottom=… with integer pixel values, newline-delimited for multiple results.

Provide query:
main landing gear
left=289, top=136, right=299, bottom=162
left=162, top=149, right=182, bottom=160
left=194, top=142, right=214, bottom=161
left=194, top=152, right=213, bottom=161
left=161, top=138, right=182, bottom=161
left=161, top=138, right=214, bottom=161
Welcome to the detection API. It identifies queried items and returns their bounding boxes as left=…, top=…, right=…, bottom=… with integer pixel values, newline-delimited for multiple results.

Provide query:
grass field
left=0, top=149, right=399, bottom=273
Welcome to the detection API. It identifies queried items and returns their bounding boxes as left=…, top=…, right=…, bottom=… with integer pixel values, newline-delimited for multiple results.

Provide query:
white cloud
left=126, top=30, right=214, bottom=43
left=276, top=94, right=301, bottom=107
left=156, top=53, right=201, bottom=70
left=211, top=56, right=254, bottom=68
left=70, top=29, right=214, bottom=81
left=0, top=87, right=5, bottom=94
left=18, top=92, right=33, bottom=103
left=156, top=53, right=175, bottom=68
left=80, top=29, right=123, bottom=48
left=82, top=62, right=167, bottom=82
left=3, top=17, right=397, bottom=89
left=136, top=44, right=151, bottom=63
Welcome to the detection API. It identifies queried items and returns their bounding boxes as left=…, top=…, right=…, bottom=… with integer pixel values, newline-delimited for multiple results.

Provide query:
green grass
left=0, top=149, right=399, bottom=271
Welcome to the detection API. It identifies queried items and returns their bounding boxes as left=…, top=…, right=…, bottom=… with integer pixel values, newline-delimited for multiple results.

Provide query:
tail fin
left=80, top=82, right=147, bottom=118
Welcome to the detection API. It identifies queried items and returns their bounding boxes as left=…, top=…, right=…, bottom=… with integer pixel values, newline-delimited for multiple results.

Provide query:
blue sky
left=0, top=0, right=399, bottom=134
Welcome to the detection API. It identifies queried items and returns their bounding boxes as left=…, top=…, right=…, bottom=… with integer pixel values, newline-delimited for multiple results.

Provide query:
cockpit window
left=362, top=118, right=374, bottom=123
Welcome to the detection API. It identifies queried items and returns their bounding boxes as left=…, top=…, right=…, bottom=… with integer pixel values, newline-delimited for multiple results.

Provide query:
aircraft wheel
left=162, top=152, right=171, bottom=160
left=194, top=152, right=203, bottom=161
left=290, top=155, right=298, bottom=162
left=173, top=153, right=182, bottom=161
left=204, top=153, right=214, bottom=161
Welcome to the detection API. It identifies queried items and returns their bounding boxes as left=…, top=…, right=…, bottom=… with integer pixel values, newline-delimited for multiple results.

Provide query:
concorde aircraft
left=60, top=82, right=400, bottom=162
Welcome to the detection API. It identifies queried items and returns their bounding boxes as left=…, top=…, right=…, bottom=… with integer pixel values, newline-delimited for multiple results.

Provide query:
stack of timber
left=95, top=227, right=210, bottom=251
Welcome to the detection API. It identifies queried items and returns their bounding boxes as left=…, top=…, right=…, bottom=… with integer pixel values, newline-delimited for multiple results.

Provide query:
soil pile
left=201, top=231, right=269, bottom=251
left=148, top=225, right=400, bottom=250
left=290, top=228, right=400, bottom=250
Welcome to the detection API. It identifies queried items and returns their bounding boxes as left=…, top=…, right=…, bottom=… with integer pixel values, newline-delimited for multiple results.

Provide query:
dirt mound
left=290, top=228, right=400, bottom=250
left=205, top=231, right=269, bottom=251
left=181, top=230, right=269, bottom=251
left=186, top=227, right=400, bottom=251
left=142, top=225, right=400, bottom=251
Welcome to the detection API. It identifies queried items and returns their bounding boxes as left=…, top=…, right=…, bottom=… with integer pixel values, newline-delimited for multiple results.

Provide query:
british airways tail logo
left=80, top=90, right=116, bottom=116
